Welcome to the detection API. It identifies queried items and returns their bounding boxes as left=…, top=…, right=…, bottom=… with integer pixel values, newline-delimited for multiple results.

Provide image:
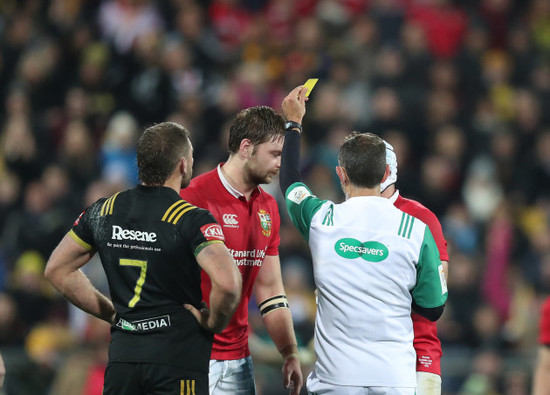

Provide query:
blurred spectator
left=2, top=182, right=68, bottom=264
left=408, top=0, right=468, bottom=59
left=100, top=111, right=139, bottom=186
left=98, top=0, right=164, bottom=54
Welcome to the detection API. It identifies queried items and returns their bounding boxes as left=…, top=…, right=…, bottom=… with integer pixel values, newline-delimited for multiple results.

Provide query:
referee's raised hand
left=282, top=85, right=308, bottom=126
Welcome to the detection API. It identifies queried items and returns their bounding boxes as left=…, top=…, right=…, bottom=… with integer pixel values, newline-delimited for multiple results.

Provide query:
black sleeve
left=412, top=301, right=445, bottom=322
left=279, top=129, right=303, bottom=195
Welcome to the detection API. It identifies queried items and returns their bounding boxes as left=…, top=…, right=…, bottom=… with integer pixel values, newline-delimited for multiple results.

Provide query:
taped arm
left=255, top=254, right=303, bottom=395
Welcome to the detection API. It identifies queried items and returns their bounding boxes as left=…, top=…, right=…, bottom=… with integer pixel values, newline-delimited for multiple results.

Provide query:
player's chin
left=264, top=172, right=279, bottom=184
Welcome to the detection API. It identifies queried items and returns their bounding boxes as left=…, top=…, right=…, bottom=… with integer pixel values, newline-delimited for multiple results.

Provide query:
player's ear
left=380, top=164, right=390, bottom=184
left=239, top=139, right=253, bottom=158
left=336, top=166, right=348, bottom=186
left=179, top=157, right=186, bottom=176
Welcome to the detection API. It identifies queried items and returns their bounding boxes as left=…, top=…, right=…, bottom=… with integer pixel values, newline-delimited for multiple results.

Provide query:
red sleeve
left=540, top=297, right=550, bottom=345
left=265, top=201, right=280, bottom=256
left=396, top=198, right=449, bottom=261
left=418, top=209, right=449, bottom=262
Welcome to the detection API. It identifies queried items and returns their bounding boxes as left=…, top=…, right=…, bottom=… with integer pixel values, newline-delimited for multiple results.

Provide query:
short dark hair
left=228, top=106, right=285, bottom=154
left=338, top=132, right=386, bottom=188
left=137, top=122, right=191, bottom=185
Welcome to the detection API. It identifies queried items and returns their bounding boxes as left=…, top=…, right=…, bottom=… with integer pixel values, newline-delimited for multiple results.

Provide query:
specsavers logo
left=258, top=209, right=272, bottom=237
left=335, top=238, right=389, bottom=262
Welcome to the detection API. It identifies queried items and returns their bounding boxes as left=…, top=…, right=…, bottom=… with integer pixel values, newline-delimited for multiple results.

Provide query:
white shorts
left=209, top=356, right=256, bottom=394
left=307, top=371, right=415, bottom=395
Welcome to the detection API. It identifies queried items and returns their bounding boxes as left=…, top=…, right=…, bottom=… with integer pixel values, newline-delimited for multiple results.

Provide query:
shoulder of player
left=180, top=169, right=218, bottom=199
left=89, top=190, right=128, bottom=216
left=396, top=196, right=440, bottom=227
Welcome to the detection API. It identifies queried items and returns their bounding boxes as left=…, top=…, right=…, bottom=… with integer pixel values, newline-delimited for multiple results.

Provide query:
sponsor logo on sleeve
left=288, top=186, right=311, bottom=204
left=334, top=238, right=389, bottom=262
left=200, top=224, right=225, bottom=241
left=74, top=211, right=85, bottom=226
left=438, top=264, right=448, bottom=294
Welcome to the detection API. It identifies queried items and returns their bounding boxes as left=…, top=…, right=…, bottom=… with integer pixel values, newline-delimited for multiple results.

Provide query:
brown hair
left=228, top=106, right=285, bottom=154
left=338, top=132, right=386, bottom=188
left=137, top=122, right=191, bottom=185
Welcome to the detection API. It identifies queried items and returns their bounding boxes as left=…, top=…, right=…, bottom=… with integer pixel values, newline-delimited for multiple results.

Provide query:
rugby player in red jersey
left=180, top=105, right=302, bottom=395
left=381, top=141, right=449, bottom=395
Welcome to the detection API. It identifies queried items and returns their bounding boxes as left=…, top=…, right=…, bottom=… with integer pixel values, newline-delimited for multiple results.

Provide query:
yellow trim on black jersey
left=172, top=206, right=196, bottom=225
left=68, top=230, right=94, bottom=251
left=162, top=200, right=186, bottom=221
left=100, top=192, right=121, bottom=216
left=162, top=200, right=197, bottom=225
left=168, top=202, right=191, bottom=223
left=194, top=240, right=224, bottom=257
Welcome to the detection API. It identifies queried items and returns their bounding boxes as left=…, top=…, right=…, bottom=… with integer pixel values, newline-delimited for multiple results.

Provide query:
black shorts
left=103, top=362, right=208, bottom=395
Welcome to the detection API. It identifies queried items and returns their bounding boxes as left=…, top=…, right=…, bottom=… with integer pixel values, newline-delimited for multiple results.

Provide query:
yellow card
left=303, top=78, right=318, bottom=97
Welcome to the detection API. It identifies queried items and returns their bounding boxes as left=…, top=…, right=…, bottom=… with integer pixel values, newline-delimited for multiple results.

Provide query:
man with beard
left=180, top=106, right=303, bottom=395
left=45, top=122, right=242, bottom=395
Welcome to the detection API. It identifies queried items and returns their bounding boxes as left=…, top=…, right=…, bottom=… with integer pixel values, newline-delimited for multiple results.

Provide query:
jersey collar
left=217, top=163, right=263, bottom=200
left=387, top=189, right=400, bottom=205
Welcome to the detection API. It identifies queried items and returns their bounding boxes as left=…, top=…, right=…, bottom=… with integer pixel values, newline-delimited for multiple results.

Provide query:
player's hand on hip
left=282, top=86, right=308, bottom=125
left=184, top=301, right=211, bottom=331
left=282, top=355, right=303, bottom=395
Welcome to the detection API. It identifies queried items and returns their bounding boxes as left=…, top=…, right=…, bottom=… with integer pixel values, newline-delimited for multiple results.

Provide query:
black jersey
left=70, top=185, right=226, bottom=371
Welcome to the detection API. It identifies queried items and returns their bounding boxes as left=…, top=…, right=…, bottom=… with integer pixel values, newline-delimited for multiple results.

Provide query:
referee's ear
left=336, top=166, right=348, bottom=187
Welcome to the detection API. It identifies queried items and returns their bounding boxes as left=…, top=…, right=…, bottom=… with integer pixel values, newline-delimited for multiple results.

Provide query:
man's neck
left=142, top=177, right=180, bottom=193
left=381, top=184, right=396, bottom=199
left=221, top=157, right=256, bottom=200
left=346, top=185, right=382, bottom=200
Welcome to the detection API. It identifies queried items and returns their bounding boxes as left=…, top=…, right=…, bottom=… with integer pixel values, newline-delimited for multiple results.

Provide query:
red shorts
left=412, top=312, right=442, bottom=375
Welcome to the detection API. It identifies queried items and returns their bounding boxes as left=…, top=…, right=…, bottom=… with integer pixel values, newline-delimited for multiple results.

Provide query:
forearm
left=207, top=284, right=240, bottom=334
left=50, top=269, right=115, bottom=324
left=262, top=307, right=298, bottom=359
left=533, top=347, right=550, bottom=395
left=280, top=129, right=303, bottom=195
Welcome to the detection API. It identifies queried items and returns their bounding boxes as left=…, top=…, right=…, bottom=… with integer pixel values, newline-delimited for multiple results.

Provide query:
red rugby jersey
left=539, top=296, right=550, bottom=345
left=391, top=191, right=449, bottom=375
left=180, top=164, right=280, bottom=360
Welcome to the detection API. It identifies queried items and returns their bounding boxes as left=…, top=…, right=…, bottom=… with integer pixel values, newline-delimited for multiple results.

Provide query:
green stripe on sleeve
left=194, top=240, right=224, bottom=257
left=407, top=217, right=415, bottom=239
left=398, top=212, right=406, bottom=236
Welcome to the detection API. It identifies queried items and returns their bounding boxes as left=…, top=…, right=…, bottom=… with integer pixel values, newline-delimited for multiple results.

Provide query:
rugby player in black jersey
left=45, top=122, right=241, bottom=395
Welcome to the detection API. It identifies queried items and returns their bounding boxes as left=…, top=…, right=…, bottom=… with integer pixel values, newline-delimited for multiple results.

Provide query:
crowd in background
left=0, top=0, right=549, bottom=393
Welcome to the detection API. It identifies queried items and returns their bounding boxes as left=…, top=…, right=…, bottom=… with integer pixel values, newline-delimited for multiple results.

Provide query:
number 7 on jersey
left=119, top=259, right=148, bottom=308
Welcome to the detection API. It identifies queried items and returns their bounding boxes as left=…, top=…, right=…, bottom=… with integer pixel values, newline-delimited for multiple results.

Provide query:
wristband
left=284, top=352, right=299, bottom=361
left=284, top=121, right=302, bottom=133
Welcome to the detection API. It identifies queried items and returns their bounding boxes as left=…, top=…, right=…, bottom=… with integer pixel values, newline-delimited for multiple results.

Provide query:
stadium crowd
left=0, top=0, right=549, bottom=393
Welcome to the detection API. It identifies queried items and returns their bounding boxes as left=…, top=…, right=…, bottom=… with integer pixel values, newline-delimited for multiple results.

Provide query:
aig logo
left=223, top=214, right=239, bottom=226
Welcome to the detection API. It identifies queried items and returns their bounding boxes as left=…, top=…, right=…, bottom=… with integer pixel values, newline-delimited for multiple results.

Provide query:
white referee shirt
left=284, top=182, right=448, bottom=387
